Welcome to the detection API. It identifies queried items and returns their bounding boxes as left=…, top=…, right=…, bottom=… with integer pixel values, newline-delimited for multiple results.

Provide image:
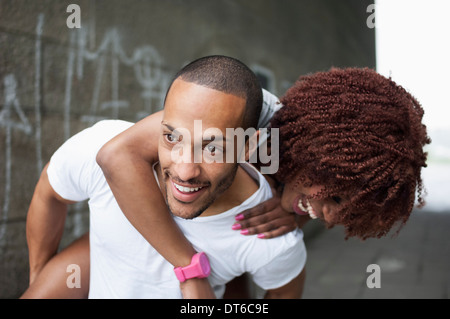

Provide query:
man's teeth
left=174, top=183, right=202, bottom=193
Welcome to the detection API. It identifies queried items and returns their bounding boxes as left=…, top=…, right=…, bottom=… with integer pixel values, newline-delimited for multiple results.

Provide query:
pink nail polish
left=240, top=229, right=249, bottom=235
left=235, top=213, right=244, bottom=221
left=232, top=223, right=242, bottom=230
left=257, top=233, right=265, bottom=239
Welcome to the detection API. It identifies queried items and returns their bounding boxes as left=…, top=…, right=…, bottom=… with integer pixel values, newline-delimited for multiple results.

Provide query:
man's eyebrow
left=161, top=122, right=175, bottom=131
left=162, top=121, right=230, bottom=143
left=203, top=133, right=228, bottom=143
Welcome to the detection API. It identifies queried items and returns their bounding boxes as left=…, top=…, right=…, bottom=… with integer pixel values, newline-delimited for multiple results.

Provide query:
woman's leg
left=21, top=232, right=90, bottom=299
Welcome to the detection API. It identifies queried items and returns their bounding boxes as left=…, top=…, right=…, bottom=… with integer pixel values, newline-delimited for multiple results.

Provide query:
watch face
left=200, top=254, right=211, bottom=275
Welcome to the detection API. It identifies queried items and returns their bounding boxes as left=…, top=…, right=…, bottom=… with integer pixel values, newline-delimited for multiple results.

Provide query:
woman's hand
left=232, top=196, right=306, bottom=239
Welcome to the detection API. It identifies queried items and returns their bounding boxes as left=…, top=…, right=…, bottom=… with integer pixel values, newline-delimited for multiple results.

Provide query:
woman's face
left=280, top=177, right=347, bottom=224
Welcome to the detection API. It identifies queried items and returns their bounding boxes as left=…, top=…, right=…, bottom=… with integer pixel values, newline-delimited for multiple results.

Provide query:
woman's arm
left=96, top=111, right=214, bottom=298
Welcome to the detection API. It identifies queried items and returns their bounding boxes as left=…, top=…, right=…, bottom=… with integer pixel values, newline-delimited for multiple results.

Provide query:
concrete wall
left=0, top=0, right=375, bottom=298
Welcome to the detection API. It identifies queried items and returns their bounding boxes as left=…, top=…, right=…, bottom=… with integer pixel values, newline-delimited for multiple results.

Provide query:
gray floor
left=301, top=210, right=450, bottom=299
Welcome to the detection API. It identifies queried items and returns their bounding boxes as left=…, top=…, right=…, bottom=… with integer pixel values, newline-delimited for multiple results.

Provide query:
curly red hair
left=271, top=68, right=431, bottom=239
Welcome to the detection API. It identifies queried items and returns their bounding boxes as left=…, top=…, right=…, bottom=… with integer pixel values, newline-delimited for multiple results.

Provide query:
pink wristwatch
left=174, top=252, right=211, bottom=282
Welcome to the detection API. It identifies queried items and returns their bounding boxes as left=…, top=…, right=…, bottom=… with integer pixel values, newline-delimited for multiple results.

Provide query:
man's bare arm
left=26, top=163, right=75, bottom=284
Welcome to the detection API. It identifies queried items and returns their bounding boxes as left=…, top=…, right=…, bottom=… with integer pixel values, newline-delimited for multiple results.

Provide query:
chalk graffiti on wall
left=64, top=26, right=170, bottom=139
left=0, top=13, right=43, bottom=240
left=0, top=12, right=282, bottom=241
left=0, top=13, right=170, bottom=240
left=0, top=74, right=33, bottom=240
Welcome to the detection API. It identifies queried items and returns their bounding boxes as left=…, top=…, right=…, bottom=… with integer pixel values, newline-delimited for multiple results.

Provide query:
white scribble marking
left=34, top=13, right=44, bottom=173
left=0, top=75, right=33, bottom=239
left=64, top=27, right=168, bottom=136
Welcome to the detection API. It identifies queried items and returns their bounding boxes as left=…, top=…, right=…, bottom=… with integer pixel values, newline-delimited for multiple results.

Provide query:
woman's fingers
left=257, top=223, right=298, bottom=239
left=241, top=213, right=297, bottom=238
left=235, top=196, right=281, bottom=221
left=235, top=206, right=290, bottom=229
left=233, top=196, right=299, bottom=239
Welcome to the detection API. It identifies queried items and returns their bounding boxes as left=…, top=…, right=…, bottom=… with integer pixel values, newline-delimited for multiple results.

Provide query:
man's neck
left=201, top=164, right=259, bottom=217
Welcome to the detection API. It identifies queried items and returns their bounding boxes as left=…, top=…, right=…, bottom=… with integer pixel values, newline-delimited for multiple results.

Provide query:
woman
left=272, top=67, right=429, bottom=239
left=22, top=67, right=430, bottom=298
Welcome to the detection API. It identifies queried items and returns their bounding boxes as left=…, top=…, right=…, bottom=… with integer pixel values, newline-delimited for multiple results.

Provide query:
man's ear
left=244, top=129, right=260, bottom=162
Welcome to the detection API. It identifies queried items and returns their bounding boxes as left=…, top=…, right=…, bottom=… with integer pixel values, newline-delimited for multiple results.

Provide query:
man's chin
left=167, top=202, right=204, bottom=220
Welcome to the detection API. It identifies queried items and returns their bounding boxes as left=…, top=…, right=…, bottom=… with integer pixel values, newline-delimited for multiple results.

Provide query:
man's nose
left=173, top=162, right=201, bottom=183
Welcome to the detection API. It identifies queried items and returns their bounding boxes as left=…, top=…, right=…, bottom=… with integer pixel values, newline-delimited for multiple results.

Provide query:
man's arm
left=26, top=163, right=76, bottom=284
left=264, top=268, right=306, bottom=299
left=96, top=111, right=215, bottom=298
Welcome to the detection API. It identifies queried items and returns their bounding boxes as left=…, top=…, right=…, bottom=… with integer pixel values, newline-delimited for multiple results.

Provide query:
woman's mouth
left=293, top=195, right=318, bottom=219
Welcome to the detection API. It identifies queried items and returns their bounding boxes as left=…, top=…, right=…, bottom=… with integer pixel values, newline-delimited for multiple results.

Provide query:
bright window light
left=375, top=0, right=450, bottom=211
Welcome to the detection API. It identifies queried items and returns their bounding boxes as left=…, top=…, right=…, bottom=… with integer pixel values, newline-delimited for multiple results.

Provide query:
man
left=24, top=56, right=305, bottom=298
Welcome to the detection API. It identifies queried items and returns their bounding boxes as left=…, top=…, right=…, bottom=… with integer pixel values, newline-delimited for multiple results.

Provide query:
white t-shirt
left=256, top=89, right=283, bottom=148
left=258, top=89, right=283, bottom=129
left=47, top=120, right=305, bottom=299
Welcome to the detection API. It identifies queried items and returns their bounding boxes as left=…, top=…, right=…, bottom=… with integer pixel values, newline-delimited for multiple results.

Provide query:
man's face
left=158, top=79, right=247, bottom=219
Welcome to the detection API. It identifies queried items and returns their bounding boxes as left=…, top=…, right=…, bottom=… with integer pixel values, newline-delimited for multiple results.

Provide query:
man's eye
left=165, top=134, right=179, bottom=143
left=206, top=145, right=216, bottom=153
left=205, top=145, right=222, bottom=154
left=331, top=196, right=342, bottom=204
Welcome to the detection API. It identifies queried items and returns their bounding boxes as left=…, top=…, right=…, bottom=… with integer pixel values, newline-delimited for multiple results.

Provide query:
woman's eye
left=331, top=196, right=342, bottom=204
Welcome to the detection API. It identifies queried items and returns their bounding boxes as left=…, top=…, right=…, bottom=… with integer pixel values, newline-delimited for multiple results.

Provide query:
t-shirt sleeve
left=257, top=89, right=283, bottom=129
left=256, top=89, right=283, bottom=150
left=47, top=120, right=133, bottom=202
left=250, top=231, right=307, bottom=291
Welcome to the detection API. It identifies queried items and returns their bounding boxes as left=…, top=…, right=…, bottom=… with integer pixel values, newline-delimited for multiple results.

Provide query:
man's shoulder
left=239, top=162, right=271, bottom=192
left=234, top=164, right=261, bottom=202
left=89, top=119, right=135, bottom=134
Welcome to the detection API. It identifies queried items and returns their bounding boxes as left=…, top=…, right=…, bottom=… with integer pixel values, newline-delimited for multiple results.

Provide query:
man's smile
left=170, top=179, right=209, bottom=203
